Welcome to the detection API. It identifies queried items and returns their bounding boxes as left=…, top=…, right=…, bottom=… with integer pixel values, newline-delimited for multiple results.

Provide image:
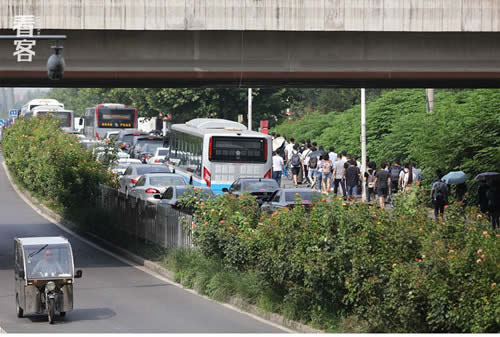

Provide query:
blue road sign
left=0, top=120, right=4, bottom=127
left=9, top=109, right=18, bottom=118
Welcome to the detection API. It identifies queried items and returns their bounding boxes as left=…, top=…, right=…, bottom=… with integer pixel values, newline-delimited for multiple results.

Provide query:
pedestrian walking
left=308, top=150, right=320, bottom=190
left=320, top=154, right=333, bottom=193
left=290, top=144, right=302, bottom=187
left=412, top=162, right=422, bottom=183
left=301, top=144, right=313, bottom=185
left=399, top=163, right=416, bottom=191
left=431, top=170, right=449, bottom=220
left=389, top=161, right=403, bottom=195
left=375, top=162, right=391, bottom=208
left=364, top=161, right=377, bottom=202
left=272, top=151, right=284, bottom=187
left=333, top=153, right=347, bottom=198
left=345, top=160, right=361, bottom=199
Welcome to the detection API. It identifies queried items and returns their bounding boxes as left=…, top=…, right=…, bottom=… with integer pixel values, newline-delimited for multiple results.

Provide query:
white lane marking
left=2, top=161, right=292, bottom=333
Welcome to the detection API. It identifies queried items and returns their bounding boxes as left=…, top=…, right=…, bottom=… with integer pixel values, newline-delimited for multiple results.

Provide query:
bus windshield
left=98, top=108, right=135, bottom=128
left=211, top=137, right=266, bottom=163
left=37, top=111, right=72, bottom=127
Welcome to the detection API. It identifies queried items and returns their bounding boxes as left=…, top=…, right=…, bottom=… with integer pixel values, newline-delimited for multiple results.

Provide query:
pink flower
left=480, top=254, right=485, bottom=259
left=392, top=263, right=397, bottom=268
left=477, top=249, right=483, bottom=254
left=476, top=259, right=482, bottom=264
left=415, top=258, right=421, bottom=262
left=483, top=230, right=488, bottom=235
left=219, top=220, right=225, bottom=224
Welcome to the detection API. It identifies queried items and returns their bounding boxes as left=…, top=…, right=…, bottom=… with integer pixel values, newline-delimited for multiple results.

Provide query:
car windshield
left=241, top=180, right=279, bottom=192
left=285, top=191, right=321, bottom=203
left=136, top=167, right=170, bottom=175
left=24, top=244, right=72, bottom=278
left=149, top=176, right=186, bottom=186
left=142, top=143, right=162, bottom=153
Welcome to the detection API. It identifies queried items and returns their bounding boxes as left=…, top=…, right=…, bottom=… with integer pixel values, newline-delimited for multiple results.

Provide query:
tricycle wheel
left=16, top=295, right=23, bottom=318
left=59, top=311, right=66, bottom=317
left=48, top=298, right=55, bottom=324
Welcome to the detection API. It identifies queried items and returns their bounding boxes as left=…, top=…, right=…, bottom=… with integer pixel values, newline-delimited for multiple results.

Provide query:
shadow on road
left=24, top=307, right=116, bottom=323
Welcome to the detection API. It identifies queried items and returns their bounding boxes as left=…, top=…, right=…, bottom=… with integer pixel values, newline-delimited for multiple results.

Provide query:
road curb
left=2, top=160, right=323, bottom=334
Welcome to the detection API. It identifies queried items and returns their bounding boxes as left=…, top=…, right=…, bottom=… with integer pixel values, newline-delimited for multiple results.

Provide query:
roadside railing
left=97, top=185, right=193, bottom=249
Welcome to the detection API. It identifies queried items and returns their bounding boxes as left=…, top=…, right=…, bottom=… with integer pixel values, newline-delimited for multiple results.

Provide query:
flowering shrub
left=183, top=187, right=499, bottom=332
left=2, top=117, right=116, bottom=210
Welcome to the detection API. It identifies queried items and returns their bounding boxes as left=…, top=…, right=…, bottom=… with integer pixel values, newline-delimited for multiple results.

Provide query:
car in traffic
left=146, top=147, right=169, bottom=164
left=154, top=186, right=214, bottom=209
left=110, top=158, right=142, bottom=176
left=222, top=178, right=280, bottom=205
left=128, top=173, right=186, bottom=203
left=115, top=131, right=148, bottom=151
left=260, top=188, right=322, bottom=213
left=129, top=136, right=164, bottom=159
left=118, top=164, right=170, bottom=195
left=137, top=142, right=165, bottom=163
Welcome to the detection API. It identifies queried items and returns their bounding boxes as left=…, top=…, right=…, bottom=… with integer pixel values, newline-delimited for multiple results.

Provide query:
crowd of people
left=270, top=135, right=422, bottom=209
left=270, top=134, right=499, bottom=230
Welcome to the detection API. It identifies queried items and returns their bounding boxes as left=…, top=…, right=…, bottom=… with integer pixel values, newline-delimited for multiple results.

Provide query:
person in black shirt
left=375, top=163, right=391, bottom=208
left=345, top=161, right=361, bottom=199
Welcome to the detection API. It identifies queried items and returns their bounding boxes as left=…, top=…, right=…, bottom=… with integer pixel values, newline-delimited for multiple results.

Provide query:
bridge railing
left=96, top=185, right=192, bottom=249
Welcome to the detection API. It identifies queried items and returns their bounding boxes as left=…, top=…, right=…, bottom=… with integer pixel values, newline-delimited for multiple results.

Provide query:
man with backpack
left=431, top=170, right=449, bottom=220
left=307, top=150, right=320, bottom=190
left=389, top=161, right=403, bottom=194
left=290, top=144, right=302, bottom=187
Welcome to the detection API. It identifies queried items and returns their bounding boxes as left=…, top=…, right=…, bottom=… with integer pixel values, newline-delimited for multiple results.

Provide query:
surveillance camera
left=47, top=45, right=65, bottom=81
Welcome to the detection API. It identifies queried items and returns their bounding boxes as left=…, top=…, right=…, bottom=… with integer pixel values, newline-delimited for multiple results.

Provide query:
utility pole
left=361, top=88, right=367, bottom=202
left=248, top=88, right=252, bottom=131
left=426, top=88, right=434, bottom=113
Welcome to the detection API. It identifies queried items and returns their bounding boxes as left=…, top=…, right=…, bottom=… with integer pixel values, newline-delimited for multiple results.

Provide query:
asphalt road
left=0, top=156, right=284, bottom=333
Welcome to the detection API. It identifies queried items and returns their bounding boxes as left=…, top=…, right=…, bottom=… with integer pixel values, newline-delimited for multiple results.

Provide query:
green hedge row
left=182, top=188, right=499, bottom=332
left=2, top=117, right=115, bottom=211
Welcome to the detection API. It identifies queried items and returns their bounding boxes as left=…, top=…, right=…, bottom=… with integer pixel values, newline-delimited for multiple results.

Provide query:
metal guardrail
left=98, top=185, right=192, bottom=249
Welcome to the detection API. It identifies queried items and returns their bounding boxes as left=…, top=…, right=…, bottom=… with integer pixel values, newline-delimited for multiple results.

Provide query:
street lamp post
left=248, top=88, right=252, bottom=131
left=361, top=88, right=367, bottom=202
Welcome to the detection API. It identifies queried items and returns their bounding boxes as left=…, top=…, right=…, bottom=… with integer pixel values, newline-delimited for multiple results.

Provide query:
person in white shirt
left=333, top=153, right=347, bottom=198
left=284, top=138, right=295, bottom=163
left=328, top=147, right=337, bottom=163
left=272, top=151, right=284, bottom=187
left=301, top=144, right=313, bottom=184
left=399, top=163, right=416, bottom=191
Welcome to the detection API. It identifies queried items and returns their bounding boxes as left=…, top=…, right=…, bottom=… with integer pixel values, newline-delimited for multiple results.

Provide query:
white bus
left=167, top=118, right=272, bottom=194
left=81, top=103, right=138, bottom=140
left=21, top=99, right=64, bottom=117
left=28, top=105, right=75, bottom=133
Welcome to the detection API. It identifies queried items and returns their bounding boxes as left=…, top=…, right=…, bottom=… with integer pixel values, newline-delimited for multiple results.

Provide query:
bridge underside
left=1, top=30, right=499, bottom=88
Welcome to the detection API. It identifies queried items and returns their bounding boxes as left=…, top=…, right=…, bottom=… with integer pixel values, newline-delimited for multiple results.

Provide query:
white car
left=128, top=173, right=186, bottom=203
left=110, top=158, right=142, bottom=175
left=146, top=147, right=169, bottom=164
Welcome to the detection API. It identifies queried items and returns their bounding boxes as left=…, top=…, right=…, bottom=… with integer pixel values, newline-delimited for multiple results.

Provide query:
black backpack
left=309, top=156, right=318, bottom=169
left=433, top=181, right=448, bottom=203
left=390, top=166, right=403, bottom=183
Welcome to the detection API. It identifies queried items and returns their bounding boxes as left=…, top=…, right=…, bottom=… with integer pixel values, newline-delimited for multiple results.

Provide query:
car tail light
left=203, top=167, right=211, bottom=187
left=154, top=159, right=160, bottom=163
left=208, top=137, right=213, bottom=160
left=264, top=169, right=271, bottom=178
left=145, top=188, right=161, bottom=194
left=96, top=132, right=100, bottom=139
left=131, top=178, right=138, bottom=184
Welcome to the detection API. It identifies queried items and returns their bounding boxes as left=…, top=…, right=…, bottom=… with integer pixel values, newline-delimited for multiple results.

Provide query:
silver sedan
left=128, top=173, right=187, bottom=203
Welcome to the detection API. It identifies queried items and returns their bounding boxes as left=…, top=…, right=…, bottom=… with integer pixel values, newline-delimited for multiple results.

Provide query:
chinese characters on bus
left=12, top=15, right=37, bottom=62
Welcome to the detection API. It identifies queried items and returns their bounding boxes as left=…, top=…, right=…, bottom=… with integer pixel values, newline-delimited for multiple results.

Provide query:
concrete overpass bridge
left=1, top=0, right=499, bottom=88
